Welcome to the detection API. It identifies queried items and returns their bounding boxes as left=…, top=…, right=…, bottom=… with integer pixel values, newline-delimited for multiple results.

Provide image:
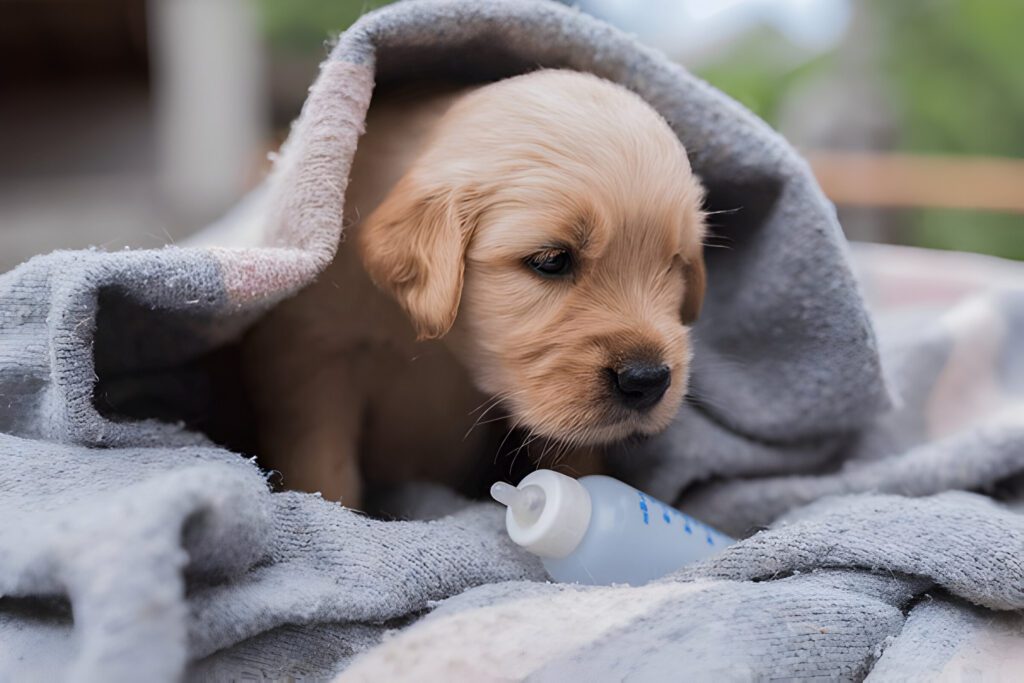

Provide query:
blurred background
left=2, top=0, right=1021, bottom=272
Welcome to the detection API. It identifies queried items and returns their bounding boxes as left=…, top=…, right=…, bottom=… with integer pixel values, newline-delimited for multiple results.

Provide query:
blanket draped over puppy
left=1, top=1, right=1022, bottom=679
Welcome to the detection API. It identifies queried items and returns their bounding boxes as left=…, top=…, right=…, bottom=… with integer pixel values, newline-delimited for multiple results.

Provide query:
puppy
left=243, top=69, right=706, bottom=508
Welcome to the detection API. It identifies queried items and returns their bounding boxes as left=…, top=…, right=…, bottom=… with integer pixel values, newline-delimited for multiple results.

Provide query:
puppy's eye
left=526, top=249, right=573, bottom=278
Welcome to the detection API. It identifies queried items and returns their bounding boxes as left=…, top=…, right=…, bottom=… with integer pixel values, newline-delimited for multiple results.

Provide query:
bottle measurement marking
left=637, top=493, right=710, bottom=540
left=669, top=507, right=694, bottom=534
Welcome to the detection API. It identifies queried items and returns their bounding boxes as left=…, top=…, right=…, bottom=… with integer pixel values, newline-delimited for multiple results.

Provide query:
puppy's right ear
left=358, top=175, right=479, bottom=340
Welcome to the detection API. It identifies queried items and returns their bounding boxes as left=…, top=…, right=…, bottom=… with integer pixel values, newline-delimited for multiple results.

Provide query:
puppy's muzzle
left=608, top=361, right=671, bottom=411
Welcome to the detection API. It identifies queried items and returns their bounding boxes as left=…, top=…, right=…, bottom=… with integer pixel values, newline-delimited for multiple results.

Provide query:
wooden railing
left=804, top=151, right=1024, bottom=214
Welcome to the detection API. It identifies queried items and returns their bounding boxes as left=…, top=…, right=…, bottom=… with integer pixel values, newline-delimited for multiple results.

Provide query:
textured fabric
left=340, top=494, right=1024, bottom=680
left=1, top=1, right=1022, bottom=680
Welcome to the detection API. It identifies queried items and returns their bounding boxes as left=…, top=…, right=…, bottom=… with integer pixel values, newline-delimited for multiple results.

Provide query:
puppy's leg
left=248, top=345, right=365, bottom=507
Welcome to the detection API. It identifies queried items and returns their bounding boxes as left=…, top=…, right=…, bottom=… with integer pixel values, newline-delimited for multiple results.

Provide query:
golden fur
left=243, top=70, right=706, bottom=507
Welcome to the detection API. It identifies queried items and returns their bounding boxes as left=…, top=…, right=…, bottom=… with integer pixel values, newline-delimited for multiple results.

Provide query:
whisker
left=553, top=434, right=587, bottom=475
left=465, top=390, right=527, bottom=440
left=510, top=429, right=544, bottom=467
left=469, top=394, right=504, bottom=416
left=508, top=428, right=537, bottom=473
left=465, top=399, right=507, bottom=440
left=693, top=353, right=752, bottom=373
left=537, top=437, right=560, bottom=469
left=470, top=413, right=513, bottom=429
left=684, top=388, right=735, bottom=415
left=549, top=441, right=570, bottom=471
left=493, top=417, right=523, bottom=467
left=702, top=206, right=743, bottom=217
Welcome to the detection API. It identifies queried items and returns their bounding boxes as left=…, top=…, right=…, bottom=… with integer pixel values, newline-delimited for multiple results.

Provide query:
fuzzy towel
left=1, top=1, right=1022, bottom=680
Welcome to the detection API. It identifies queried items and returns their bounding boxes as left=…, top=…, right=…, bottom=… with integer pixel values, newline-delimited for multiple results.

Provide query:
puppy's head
left=360, top=70, right=705, bottom=446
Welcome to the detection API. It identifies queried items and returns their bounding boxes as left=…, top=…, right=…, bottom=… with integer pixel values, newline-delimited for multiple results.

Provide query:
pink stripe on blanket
left=853, top=243, right=1024, bottom=312
left=264, top=59, right=375, bottom=256
left=212, top=59, right=376, bottom=307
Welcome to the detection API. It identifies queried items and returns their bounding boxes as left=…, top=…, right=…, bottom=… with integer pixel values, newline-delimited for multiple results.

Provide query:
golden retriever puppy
left=243, top=69, right=706, bottom=508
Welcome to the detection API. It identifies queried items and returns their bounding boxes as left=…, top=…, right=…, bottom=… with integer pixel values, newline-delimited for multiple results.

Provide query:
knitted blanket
left=1, top=1, right=1022, bottom=680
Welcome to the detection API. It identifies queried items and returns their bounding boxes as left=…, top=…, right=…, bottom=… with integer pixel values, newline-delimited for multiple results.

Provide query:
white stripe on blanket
left=337, top=581, right=723, bottom=681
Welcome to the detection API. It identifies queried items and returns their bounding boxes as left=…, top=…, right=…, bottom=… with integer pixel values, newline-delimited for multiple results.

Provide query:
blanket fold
left=1, top=1, right=1022, bottom=680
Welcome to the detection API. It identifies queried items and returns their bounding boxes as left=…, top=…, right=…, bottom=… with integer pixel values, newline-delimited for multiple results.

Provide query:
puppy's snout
left=609, top=361, right=671, bottom=411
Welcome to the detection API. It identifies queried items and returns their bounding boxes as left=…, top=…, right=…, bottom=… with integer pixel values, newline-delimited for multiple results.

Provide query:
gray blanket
left=1, top=1, right=1022, bottom=680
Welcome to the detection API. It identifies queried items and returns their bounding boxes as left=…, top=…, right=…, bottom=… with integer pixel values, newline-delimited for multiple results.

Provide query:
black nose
left=610, top=362, right=671, bottom=411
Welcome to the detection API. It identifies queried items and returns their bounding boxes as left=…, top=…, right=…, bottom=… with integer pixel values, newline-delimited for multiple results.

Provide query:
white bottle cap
left=489, top=469, right=592, bottom=559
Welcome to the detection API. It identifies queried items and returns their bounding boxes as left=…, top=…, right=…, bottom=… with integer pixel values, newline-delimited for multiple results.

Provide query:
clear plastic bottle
left=491, top=469, right=733, bottom=585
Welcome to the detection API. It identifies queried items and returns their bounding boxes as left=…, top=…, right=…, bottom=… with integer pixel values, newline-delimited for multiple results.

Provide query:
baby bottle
left=491, top=469, right=733, bottom=585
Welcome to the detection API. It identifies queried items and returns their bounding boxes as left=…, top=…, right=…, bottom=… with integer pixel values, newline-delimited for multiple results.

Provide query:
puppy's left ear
left=359, top=175, right=480, bottom=340
left=681, top=254, right=706, bottom=325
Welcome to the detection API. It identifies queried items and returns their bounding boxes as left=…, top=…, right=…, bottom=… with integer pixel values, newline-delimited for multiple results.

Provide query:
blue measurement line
left=637, top=492, right=650, bottom=524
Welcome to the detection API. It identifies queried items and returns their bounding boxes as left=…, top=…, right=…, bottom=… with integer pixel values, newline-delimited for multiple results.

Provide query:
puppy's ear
left=681, top=254, right=706, bottom=325
left=359, top=176, right=480, bottom=340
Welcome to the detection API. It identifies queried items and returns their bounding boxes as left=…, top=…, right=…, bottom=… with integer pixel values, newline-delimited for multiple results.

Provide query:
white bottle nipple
left=489, top=482, right=546, bottom=525
left=490, top=470, right=592, bottom=559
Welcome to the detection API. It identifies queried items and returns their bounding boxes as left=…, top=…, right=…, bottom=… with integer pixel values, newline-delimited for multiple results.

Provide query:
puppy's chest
left=357, top=344, right=497, bottom=491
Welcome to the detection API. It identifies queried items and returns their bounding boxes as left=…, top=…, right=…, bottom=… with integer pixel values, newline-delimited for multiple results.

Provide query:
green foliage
left=870, top=0, right=1024, bottom=259
left=873, top=0, right=1024, bottom=157
left=913, top=210, right=1024, bottom=261
left=697, top=35, right=833, bottom=124
left=698, top=0, right=1024, bottom=261
left=257, top=0, right=396, bottom=54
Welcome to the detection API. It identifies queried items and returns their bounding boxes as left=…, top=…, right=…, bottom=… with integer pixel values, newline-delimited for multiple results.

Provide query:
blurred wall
left=0, top=0, right=270, bottom=272
left=148, top=0, right=267, bottom=225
